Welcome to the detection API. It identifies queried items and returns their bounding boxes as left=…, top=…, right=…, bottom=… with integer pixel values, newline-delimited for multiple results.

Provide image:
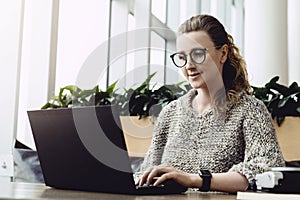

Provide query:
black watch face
left=199, top=170, right=211, bottom=177
left=198, top=170, right=212, bottom=192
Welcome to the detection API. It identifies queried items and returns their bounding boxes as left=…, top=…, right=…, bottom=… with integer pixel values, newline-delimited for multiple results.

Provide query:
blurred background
left=1, top=0, right=299, bottom=153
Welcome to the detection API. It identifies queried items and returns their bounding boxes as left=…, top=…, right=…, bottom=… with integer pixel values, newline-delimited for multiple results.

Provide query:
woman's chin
left=189, top=81, right=206, bottom=89
left=190, top=84, right=204, bottom=90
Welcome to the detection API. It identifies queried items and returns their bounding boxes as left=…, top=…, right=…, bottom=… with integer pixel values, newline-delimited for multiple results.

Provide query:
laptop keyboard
left=134, top=180, right=188, bottom=194
left=136, top=184, right=165, bottom=190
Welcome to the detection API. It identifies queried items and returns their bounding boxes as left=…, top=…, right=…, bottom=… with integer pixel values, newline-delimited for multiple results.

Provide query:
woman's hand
left=136, top=165, right=201, bottom=188
left=136, top=165, right=249, bottom=193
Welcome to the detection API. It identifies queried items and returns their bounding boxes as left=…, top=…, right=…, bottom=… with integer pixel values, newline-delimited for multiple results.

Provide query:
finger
left=153, top=173, right=170, bottom=186
left=146, top=166, right=172, bottom=185
left=138, top=167, right=153, bottom=186
left=134, top=178, right=139, bottom=185
left=146, top=166, right=161, bottom=185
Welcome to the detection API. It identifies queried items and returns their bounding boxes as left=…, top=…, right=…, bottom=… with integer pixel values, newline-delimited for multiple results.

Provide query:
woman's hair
left=178, top=14, right=251, bottom=106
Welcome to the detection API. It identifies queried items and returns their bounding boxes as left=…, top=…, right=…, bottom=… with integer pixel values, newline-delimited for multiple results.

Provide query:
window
left=125, top=13, right=136, bottom=87
left=16, top=0, right=111, bottom=148
left=16, top=0, right=53, bottom=148
left=150, top=31, right=166, bottom=85
left=55, top=0, right=110, bottom=91
left=10, top=0, right=245, bottom=149
left=151, top=0, right=166, bottom=23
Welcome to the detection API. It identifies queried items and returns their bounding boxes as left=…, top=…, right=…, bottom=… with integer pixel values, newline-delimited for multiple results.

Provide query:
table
left=0, top=181, right=236, bottom=200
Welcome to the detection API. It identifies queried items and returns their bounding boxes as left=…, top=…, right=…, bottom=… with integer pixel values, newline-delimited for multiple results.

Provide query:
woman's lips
left=188, top=72, right=202, bottom=79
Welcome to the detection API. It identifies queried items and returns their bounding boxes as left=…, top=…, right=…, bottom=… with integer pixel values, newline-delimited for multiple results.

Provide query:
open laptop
left=27, top=105, right=187, bottom=195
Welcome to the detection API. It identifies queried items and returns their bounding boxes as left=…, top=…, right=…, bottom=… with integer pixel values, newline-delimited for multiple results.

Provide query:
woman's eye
left=193, top=51, right=204, bottom=57
left=178, top=55, right=186, bottom=60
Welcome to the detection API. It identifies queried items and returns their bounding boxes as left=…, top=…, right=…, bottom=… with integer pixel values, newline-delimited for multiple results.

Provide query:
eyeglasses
left=170, top=46, right=222, bottom=68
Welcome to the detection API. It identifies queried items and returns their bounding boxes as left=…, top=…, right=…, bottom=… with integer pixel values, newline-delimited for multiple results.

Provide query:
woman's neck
left=192, top=89, right=213, bottom=115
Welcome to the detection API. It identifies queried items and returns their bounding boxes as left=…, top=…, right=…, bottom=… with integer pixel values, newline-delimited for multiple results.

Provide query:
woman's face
left=176, top=31, right=227, bottom=90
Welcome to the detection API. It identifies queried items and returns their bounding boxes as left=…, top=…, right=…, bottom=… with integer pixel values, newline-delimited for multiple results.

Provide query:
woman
left=135, top=14, right=285, bottom=193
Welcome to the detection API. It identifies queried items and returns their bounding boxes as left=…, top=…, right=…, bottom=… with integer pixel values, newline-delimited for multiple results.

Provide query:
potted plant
left=252, top=76, right=300, bottom=161
left=113, top=72, right=191, bottom=157
left=41, top=73, right=191, bottom=157
left=15, top=82, right=118, bottom=183
left=114, top=72, right=190, bottom=119
left=41, top=81, right=118, bottom=109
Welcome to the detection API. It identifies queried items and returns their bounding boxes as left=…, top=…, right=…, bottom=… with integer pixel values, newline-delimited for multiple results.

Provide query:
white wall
left=16, top=0, right=53, bottom=149
left=0, top=0, right=23, bottom=181
left=288, top=0, right=300, bottom=84
left=244, top=0, right=288, bottom=86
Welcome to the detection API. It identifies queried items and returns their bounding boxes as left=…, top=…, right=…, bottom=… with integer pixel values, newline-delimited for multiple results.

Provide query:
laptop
left=27, top=105, right=187, bottom=195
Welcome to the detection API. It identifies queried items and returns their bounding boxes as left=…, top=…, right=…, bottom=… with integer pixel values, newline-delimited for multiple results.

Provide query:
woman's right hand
left=135, top=165, right=201, bottom=188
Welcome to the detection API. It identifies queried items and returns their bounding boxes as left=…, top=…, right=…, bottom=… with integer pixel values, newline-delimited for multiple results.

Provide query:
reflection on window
left=126, top=13, right=135, bottom=75
left=56, top=0, right=110, bottom=91
left=128, top=13, right=135, bottom=31
left=151, top=0, right=166, bottom=23
left=150, top=31, right=166, bottom=85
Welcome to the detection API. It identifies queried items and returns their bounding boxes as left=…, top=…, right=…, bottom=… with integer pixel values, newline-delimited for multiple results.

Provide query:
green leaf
left=106, top=81, right=118, bottom=96
left=268, top=76, right=279, bottom=85
left=79, top=86, right=98, bottom=98
left=276, top=116, right=285, bottom=127
left=41, top=71, right=191, bottom=119
left=175, top=80, right=187, bottom=87
left=41, top=102, right=50, bottom=109
left=252, top=75, right=300, bottom=126
left=289, top=82, right=299, bottom=89
left=278, top=92, right=300, bottom=108
left=144, top=72, right=157, bottom=85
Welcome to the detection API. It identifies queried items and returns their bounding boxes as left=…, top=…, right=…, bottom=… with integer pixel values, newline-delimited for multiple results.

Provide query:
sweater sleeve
left=229, top=100, right=285, bottom=182
left=133, top=102, right=174, bottom=181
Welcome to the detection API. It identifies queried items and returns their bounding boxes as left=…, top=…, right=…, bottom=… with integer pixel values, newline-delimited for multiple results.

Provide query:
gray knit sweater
left=135, top=89, right=285, bottom=182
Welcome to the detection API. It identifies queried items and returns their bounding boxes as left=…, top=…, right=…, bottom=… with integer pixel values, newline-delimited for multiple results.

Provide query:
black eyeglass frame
left=170, top=45, right=222, bottom=68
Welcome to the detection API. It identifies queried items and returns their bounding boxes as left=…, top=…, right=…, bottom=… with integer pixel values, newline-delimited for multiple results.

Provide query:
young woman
left=135, top=14, right=285, bottom=193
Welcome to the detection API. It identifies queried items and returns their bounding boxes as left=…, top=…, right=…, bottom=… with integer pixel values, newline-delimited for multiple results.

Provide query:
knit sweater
left=135, top=89, right=285, bottom=182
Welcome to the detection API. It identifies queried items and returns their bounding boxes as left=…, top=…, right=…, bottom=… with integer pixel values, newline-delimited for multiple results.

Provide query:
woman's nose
left=185, top=57, right=195, bottom=69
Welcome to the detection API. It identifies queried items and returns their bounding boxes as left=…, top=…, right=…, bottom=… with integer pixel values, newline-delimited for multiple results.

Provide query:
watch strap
left=198, top=170, right=212, bottom=192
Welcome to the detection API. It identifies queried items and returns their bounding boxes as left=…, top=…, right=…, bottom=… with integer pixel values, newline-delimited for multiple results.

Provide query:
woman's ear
left=220, top=44, right=228, bottom=64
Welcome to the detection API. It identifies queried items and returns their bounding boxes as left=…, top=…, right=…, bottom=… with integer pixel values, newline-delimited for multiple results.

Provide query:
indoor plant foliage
left=114, top=72, right=191, bottom=119
left=252, top=76, right=300, bottom=126
left=41, top=81, right=118, bottom=109
left=42, top=73, right=191, bottom=120
left=40, top=74, right=190, bottom=157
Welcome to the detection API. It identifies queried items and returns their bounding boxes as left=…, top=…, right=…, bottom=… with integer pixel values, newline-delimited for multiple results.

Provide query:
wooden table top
left=0, top=181, right=236, bottom=200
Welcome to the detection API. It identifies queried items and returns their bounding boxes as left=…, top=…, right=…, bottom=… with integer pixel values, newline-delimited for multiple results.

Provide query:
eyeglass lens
left=171, top=48, right=206, bottom=68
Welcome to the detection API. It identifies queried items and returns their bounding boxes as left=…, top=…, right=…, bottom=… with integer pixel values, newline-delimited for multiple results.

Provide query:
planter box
left=119, top=116, right=300, bottom=161
left=120, top=116, right=154, bottom=158
left=274, top=117, right=300, bottom=161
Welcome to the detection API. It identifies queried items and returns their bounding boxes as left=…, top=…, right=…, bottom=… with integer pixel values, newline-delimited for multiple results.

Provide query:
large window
left=8, top=0, right=245, bottom=148
left=150, top=31, right=166, bottom=85
left=16, top=0, right=53, bottom=148
left=56, top=0, right=110, bottom=91
left=16, top=0, right=111, bottom=148
left=151, top=0, right=166, bottom=23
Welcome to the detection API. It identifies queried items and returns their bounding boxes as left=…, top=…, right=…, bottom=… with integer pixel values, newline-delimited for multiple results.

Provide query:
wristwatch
left=198, top=170, right=212, bottom=192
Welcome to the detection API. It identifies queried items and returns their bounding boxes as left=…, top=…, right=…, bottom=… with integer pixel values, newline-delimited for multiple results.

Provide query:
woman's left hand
left=136, top=165, right=200, bottom=188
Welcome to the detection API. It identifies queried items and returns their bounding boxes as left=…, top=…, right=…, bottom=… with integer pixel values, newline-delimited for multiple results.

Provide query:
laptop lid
left=28, top=105, right=138, bottom=194
left=28, top=105, right=187, bottom=195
